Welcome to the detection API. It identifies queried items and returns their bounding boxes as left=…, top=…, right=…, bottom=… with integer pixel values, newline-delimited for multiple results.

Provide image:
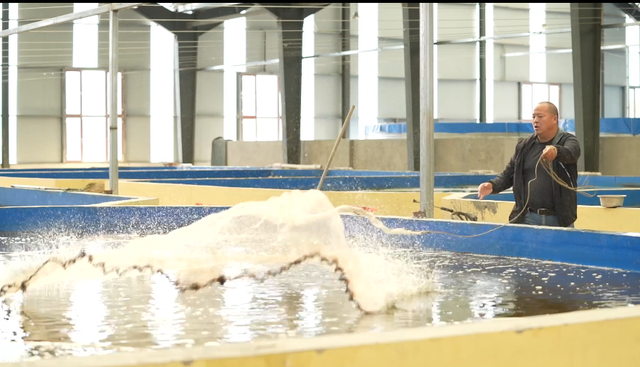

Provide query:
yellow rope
left=539, top=159, right=597, bottom=197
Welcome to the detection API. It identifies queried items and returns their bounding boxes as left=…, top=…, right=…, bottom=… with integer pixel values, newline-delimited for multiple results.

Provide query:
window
left=64, top=69, right=124, bottom=162
left=66, top=3, right=122, bottom=164
left=239, top=74, right=282, bottom=141
left=520, top=83, right=560, bottom=120
left=628, top=87, right=640, bottom=118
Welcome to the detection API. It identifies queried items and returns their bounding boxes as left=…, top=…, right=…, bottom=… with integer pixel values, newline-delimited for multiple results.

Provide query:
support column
left=173, top=38, right=183, bottom=163
left=479, top=3, right=487, bottom=123
left=275, top=9, right=305, bottom=164
left=132, top=5, right=199, bottom=164
left=108, top=9, right=119, bottom=193
left=341, top=3, right=351, bottom=138
left=419, top=3, right=435, bottom=218
left=600, top=55, right=605, bottom=118
left=176, top=32, right=197, bottom=164
left=570, top=3, right=603, bottom=172
left=625, top=45, right=630, bottom=117
left=2, top=2, right=9, bottom=168
left=403, top=3, right=420, bottom=171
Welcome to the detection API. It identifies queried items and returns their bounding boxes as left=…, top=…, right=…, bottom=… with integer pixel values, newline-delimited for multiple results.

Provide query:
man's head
left=532, top=101, right=559, bottom=140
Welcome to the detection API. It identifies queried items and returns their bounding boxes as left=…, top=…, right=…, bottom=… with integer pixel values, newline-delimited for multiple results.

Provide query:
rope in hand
left=419, top=152, right=598, bottom=238
left=538, top=158, right=597, bottom=198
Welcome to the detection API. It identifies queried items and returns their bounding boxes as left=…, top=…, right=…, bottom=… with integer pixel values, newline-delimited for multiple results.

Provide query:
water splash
left=0, top=190, right=435, bottom=313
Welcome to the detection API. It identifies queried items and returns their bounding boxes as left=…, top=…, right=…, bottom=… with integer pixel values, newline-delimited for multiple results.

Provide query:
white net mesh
left=0, top=190, right=435, bottom=313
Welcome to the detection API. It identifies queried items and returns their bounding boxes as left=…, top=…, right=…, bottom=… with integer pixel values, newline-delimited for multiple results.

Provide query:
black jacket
left=487, top=129, right=581, bottom=227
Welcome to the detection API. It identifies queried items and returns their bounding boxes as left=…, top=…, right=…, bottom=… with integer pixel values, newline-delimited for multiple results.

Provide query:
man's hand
left=541, top=145, right=557, bottom=161
left=477, top=182, right=493, bottom=200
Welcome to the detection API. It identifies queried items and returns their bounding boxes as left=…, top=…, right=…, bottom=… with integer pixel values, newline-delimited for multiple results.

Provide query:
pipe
left=173, top=36, right=183, bottom=164
left=435, top=27, right=572, bottom=45
left=341, top=2, right=351, bottom=138
left=201, top=45, right=404, bottom=72
left=108, top=9, right=119, bottom=194
left=625, top=43, right=630, bottom=116
left=419, top=3, right=435, bottom=218
left=1, top=3, right=8, bottom=169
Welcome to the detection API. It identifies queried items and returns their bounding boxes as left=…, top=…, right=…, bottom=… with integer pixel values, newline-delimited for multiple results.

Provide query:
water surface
left=1, top=236, right=639, bottom=362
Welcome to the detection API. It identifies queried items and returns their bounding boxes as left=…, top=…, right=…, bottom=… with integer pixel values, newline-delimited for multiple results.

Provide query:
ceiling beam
left=194, top=4, right=251, bottom=19
left=613, top=3, right=640, bottom=21
left=133, top=4, right=192, bottom=32
left=261, top=3, right=330, bottom=19
left=186, top=4, right=252, bottom=30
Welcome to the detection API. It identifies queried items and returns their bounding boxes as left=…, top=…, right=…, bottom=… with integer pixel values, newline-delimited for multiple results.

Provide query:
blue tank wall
left=1, top=205, right=638, bottom=272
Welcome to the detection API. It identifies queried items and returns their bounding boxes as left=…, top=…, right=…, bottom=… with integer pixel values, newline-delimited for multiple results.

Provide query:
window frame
left=519, top=82, right=561, bottom=121
left=628, top=86, right=640, bottom=118
left=237, top=72, right=282, bottom=142
left=62, top=67, right=126, bottom=163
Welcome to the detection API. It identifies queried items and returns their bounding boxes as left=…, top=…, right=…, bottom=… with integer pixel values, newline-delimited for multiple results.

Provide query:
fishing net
left=0, top=190, right=434, bottom=313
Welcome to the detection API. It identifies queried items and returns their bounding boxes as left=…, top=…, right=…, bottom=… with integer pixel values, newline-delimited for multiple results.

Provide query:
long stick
left=317, top=105, right=356, bottom=190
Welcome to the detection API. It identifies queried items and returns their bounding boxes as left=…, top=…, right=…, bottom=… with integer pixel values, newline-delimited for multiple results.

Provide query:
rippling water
left=1, top=236, right=639, bottom=362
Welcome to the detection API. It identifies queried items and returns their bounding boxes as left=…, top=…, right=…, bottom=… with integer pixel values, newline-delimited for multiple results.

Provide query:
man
left=477, top=102, right=581, bottom=227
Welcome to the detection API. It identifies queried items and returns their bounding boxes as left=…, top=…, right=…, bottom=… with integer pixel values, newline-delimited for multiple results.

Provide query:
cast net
left=0, top=190, right=434, bottom=313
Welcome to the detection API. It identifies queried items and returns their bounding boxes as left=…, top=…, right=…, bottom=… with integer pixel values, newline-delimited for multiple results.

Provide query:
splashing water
left=0, top=190, right=435, bottom=313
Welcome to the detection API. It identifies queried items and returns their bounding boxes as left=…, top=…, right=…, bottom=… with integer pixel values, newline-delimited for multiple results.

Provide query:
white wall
left=15, top=4, right=72, bottom=163
left=13, top=5, right=152, bottom=164
left=195, top=24, right=224, bottom=163
left=114, top=10, right=152, bottom=163
left=314, top=5, right=343, bottom=140
left=560, top=84, right=575, bottom=119
left=493, top=81, right=519, bottom=122
left=9, top=3, right=637, bottom=165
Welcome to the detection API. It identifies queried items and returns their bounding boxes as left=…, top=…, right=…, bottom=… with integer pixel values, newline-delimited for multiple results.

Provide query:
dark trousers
left=523, top=212, right=575, bottom=228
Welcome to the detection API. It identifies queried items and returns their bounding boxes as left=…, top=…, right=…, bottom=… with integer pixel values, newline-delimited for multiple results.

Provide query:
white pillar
left=108, top=9, right=119, bottom=194
left=419, top=3, right=435, bottom=217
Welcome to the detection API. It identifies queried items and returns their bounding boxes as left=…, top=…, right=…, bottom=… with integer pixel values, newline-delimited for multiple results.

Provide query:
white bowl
left=597, top=195, right=626, bottom=208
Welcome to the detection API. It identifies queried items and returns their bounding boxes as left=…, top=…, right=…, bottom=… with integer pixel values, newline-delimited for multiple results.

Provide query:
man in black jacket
left=477, top=101, right=581, bottom=227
